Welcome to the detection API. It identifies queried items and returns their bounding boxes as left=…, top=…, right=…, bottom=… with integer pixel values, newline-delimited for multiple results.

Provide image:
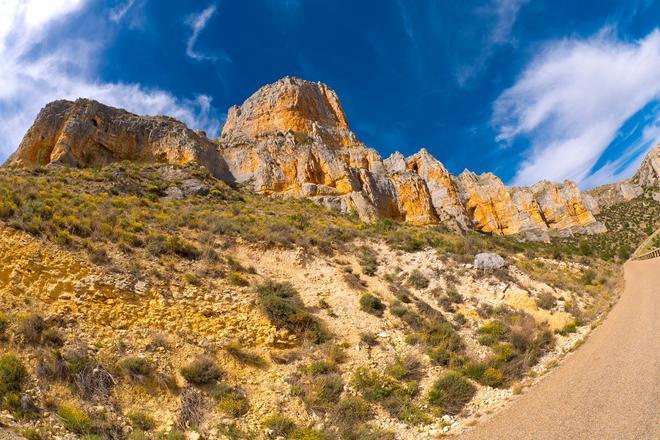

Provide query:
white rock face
left=474, top=253, right=505, bottom=270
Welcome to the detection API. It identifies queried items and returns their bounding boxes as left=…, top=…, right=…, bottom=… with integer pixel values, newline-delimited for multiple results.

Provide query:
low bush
left=257, top=280, right=327, bottom=343
left=427, top=372, right=476, bottom=415
left=428, top=347, right=450, bottom=366
left=0, top=354, right=28, bottom=396
left=57, top=404, right=92, bottom=434
left=406, top=270, right=429, bottom=289
left=16, top=313, right=47, bottom=345
left=536, top=292, right=556, bottom=310
left=0, top=312, right=9, bottom=338
left=121, top=357, right=153, bottom=382
left=558, top=321, right=578, bottom=336
left=359, top=294, right=386, bottom=317
left=225, top=342, right=267, bottom=368
left=178, top=388, right=207, bottom=429
left=212, top=384, right=249, bottom=417
left=333, top=396, right=372, bottom=427
left=180, top=355, right=222, bottom=385
left=227, top=272, right=249, bottom=287
left=477, top=320, right=508, bottom=346
left=128, top=411, right=156, bottom=431
left=262, top=414, right=297, bottom=437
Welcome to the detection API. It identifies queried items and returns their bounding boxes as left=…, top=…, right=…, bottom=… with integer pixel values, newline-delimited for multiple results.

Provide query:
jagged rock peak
left=221, top=77, right=359, bottom=148
left=635, top=143, right=660, bottom=187
left=5, top=98, right=228, bottom=177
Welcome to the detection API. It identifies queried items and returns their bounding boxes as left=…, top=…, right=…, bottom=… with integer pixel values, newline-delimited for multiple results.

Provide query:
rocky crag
left=586, top=144, right=660, bottom=211
left=10, top=77, right=657, bottom=239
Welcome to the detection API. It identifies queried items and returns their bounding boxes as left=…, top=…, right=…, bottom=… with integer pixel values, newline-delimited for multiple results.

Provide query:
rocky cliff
left=586, top=144, right=659, bottom=210
left=7, top=77, right=613, bottom=239
left=5, top=98, right=228, bottom=177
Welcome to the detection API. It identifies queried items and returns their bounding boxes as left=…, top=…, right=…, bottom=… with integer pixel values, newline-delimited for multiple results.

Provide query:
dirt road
left=460, top=258, right=660, bottom=440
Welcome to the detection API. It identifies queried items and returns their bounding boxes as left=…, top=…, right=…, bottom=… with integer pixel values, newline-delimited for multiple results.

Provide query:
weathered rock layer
left=8, top=77, right=636, bottom=239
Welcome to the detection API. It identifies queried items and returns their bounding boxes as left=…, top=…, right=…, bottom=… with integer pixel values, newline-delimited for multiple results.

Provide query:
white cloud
left=581, top=110, right=660, bottom=188
left=0, top=0, right=220, bottom=159
left=490, top=0, right=529, bottom=44
left=494, top=28, right=660, bottom=186
left=109, top=0, right=136, bottom=23
left=185, top=5, right=220, bottom=61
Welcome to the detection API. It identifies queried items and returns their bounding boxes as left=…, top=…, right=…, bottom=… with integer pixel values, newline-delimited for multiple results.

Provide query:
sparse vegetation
left=180, top=355, right=222, bottom=385
left=257, top=280, right=327, bottom=343
left=57, top=404, right=92, bottom=434
left=427, top=372, right=476, bottom=415
left=359, top=293, right=386, bottom=317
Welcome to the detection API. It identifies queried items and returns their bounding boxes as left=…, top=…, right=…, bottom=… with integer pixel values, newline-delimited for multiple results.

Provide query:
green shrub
left=225, top=342, right=267, bottom=368
left=128, top=411, right=156, bottom=431
left=0, top=312, right=9, bottom=337
left=57, top=404, right=92, bottom=434
left=359, top=294, right=385, bottom=317
left=428, top=347, right=450, bottom=366
left=121, top=357, right=153, bottom=381
left=358, top=247, right=379, bottom=276
left=477, top=320, right=508, bottom=346
left=0, top=354, right=28, bottom=396
left=290, top=428, right=332, bottom=440
left=180, top=355, right=222, bottom=385
left=16, top=313, right=47, bottom=345
left=427, top=372, right=476, bottom=415
left=127, top=430, right=148, bottom=440
left=303, top=360, right=337, bottom=376
left=262, top=414, right=297, bottom=437
left=481, top=367, right=504, bottom=387
left=536, top=292, right=556, bottom=310
left=333, top=396, right=373, bottom=426
left=21, top=429, right=43, bottom=440
left=227, top=272, right=249, bottom=287
left=213, top=385, right=249, bottom=417
left=422, top=319, right=463, bottom=352
left=558, top=321, right=578, bottom=336
left=406, top=270, right=429, bottom=289
left=257, top=280, right=327, bottom=343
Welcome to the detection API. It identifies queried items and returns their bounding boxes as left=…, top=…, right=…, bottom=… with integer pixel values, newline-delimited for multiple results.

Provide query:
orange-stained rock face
left=389, top=172, right=438, bottom=225
left=221, top=76, right=358, bottom=149
left=531, top=181, right=599, bottom=230
left=6, top=99, right=228, bottom=178
left=453, top=171, right=533, bottom=235
left=7, top=77, right=612, bottom=239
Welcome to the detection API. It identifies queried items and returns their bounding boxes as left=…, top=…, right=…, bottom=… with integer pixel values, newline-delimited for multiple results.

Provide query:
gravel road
left=460, top=258, right=660, bottom=440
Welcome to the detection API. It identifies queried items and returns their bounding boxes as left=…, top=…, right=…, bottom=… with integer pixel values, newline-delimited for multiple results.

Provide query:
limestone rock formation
left=6, top=99, right=228, bottom=178
left=7, top=76, right=612, bottom=238
left=586, top=144, right=659, bottom=211
left=634, top=143, right=659, bottom=188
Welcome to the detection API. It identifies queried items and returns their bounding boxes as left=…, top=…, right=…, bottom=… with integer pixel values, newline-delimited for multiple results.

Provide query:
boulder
left=474, top=253, right=506, bottom=270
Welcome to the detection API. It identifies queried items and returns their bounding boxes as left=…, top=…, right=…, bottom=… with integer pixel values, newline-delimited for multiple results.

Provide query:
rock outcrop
left=7, top=77, right=612, bottom=238
left=586, top=144, right=659, bottom=211
left=635, top=143, right=660, bottom=188
left=6, top=98, right=228, bottom=178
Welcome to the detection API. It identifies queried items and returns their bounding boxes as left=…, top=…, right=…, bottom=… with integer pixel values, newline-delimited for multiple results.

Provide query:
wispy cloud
left=457, top=0, right=529, bottom=86
left=490, top=0, right=529, bottom=44
left=185, top=5, right=227, bottom=62
left=493, top=28, right=660, bottom=187
left=581, top=109, right=660, bottom=188
left=0, top=0, right=220, bottom=158
left=109, top=0, right=135, bottom=22
left=265, top=0, right=303, bottom=22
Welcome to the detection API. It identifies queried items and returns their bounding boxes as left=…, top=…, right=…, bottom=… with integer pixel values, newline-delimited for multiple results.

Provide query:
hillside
left=6, top=77, right=606, bottom=239
left=0, top=77, right=657, bottom=440
left=0, top=163, right=624, bottom=440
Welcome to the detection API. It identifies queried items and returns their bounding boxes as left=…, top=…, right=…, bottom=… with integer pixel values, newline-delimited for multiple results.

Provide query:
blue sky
left=1, top=0, right=659, bottom=188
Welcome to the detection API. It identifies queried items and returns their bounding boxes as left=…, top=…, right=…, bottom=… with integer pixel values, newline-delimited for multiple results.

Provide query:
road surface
left=460, top=258, right=660, bottom=440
